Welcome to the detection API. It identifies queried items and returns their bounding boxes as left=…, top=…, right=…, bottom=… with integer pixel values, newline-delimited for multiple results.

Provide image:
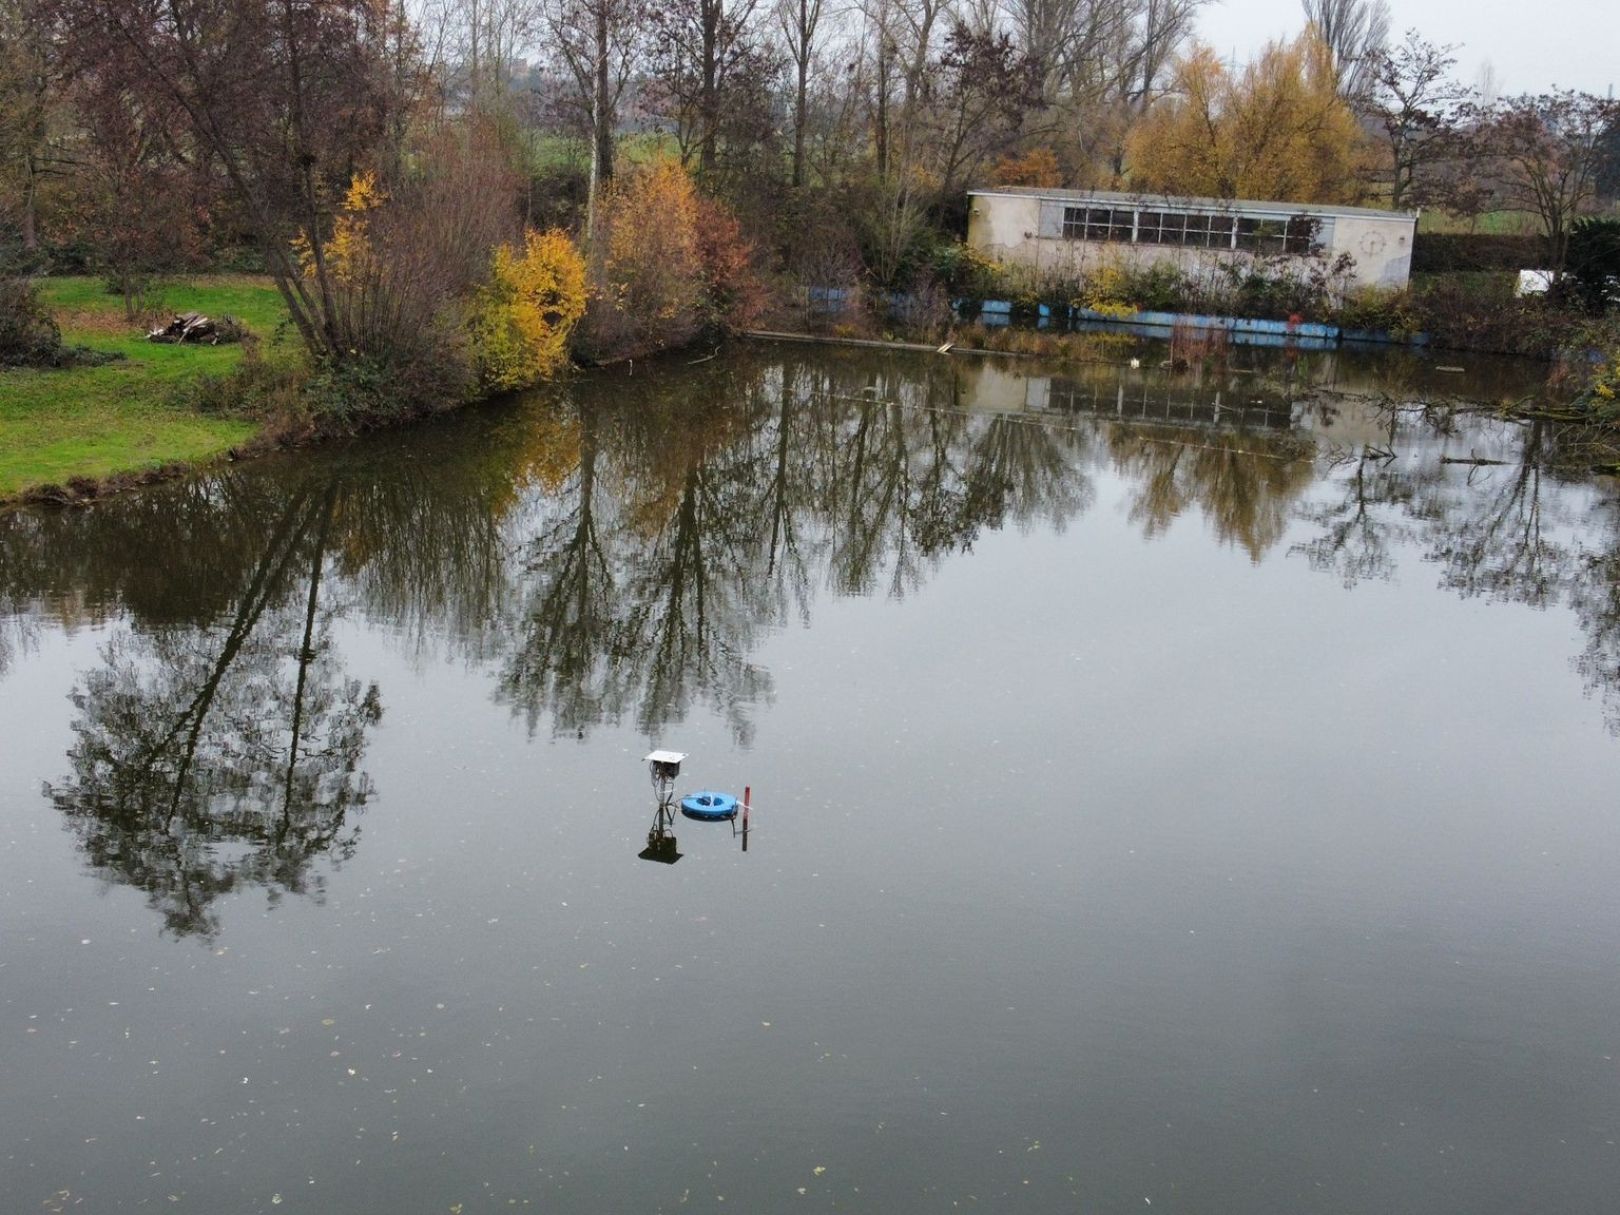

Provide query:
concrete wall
left=1321, top=213, right=1414, bottom=288
left=966, top=193, right=1415, bottom=291
left=966, top=193, right=1041, bottom=261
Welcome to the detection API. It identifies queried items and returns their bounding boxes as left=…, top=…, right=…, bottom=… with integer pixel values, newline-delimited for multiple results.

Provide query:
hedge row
left=1411, top=232, right=1549, bottom=273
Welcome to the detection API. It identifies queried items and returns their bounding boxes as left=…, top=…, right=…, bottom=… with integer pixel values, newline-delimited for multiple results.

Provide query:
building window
left=1283, top=216, right=1321, bottom=254
left=1063, top=206, right=1134, bottom=242
left=1213, top=216, right=1238, bottom=246
left=1090, top=207, right=1135, bottom=242
left=1228, top=216, right=1321, bottom=254
left=1235, top=217, right=1286, bottom=251
left=1056, top=202, right=1322, bottom=254
left=1137, top=211, right=1187, bottom=245
left=1143, top=211, right=1235, bottom=248
left=1192, top=214, right=1236, bottom=247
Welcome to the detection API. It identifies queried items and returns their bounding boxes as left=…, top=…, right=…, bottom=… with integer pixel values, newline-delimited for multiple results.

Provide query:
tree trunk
left=792, top=51, right=808, bottom=187
left=21, top=158, right=38, bottom=251
left=699, top=0, right=721, bottom=177
left=874, top=40, right=890, bottom=179
left=587, top=3, right=615, bottom=240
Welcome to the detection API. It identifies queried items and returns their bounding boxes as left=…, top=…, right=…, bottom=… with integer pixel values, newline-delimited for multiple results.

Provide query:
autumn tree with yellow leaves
left=294, top=171, right=386, bottom=285
left=1125, top=34, right=1372, bottom=204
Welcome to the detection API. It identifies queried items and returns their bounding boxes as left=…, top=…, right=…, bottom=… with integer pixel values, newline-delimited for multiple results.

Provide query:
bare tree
left=71, top=71, right=206, bottom=316
left=547, top=0, right=644, bottom=233
left=868, top=0, right=950, bottom=177
left=1123, top=0, right=1202, bottom=105
left=800, top=37, right=868, bottom=187
left=992, top=0, right=1202, bottom=180
left=1301, top=0, right=1389, bottom=99
left=1008, top=0, right=1133, bottom=106
left=0, top=0, right=71, bottom=252
left=1473, top=90, right=1620, bottom=272
left=925, top=22, right=1041, bottom=193
left=648, top=0, right=774, bottom=179
left=1361, top=30, right=1474, bottom=210
left=51, top=0, right=405, bottom=362
left=423, top=0, right=539, bottom=109
left=777, top=0, right=826, bottom=186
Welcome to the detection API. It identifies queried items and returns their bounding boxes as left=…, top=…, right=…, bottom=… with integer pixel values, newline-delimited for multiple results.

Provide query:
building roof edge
left=967, top=187, right=1416, bottom=222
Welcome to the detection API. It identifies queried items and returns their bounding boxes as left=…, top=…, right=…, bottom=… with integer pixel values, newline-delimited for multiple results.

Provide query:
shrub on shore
left=576, top=159, right=762, bottom=362
left=288, top=134, right=519, bottom=420
left=470, top=229, right=588, bottom=393
left=1587, top=356, right=1620, bottom=414
left=171, top=133, right=584, bottom=432
left=1, top=275, right=66, bottom=366
left=578, top=160, right=706, bottom=361
left=933, top=246, right=1359, bottom=325
left=169, top=223, right=591, bottom=438
left=1, top=272, right=120, bottom=368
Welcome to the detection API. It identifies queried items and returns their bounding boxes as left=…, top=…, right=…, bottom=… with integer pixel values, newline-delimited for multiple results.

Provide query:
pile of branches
left=147, top=312, right=248, bottom=345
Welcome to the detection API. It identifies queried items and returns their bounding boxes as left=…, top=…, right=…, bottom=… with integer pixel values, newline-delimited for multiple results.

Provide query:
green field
left=1416, top=209, right=1543, bottom=235
left=0, top=276, right=291, bottom=499
left=524, top=131, right=683, bottom=173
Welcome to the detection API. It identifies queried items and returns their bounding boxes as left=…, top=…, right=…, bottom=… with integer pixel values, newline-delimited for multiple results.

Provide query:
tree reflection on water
left=3, top=343, right=1614, bottom=933
left=41, top=480, right=382, bottom=937
left=1295, top=405, right=1620, bottom=730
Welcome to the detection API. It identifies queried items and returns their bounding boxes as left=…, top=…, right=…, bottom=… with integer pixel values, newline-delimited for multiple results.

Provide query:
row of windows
left=1060, top=207, right=1322, bottom=254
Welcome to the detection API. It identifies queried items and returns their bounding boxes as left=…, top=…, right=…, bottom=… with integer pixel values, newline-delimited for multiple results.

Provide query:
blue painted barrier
left=803, top=288, right=1431, bottom=348
left=1340, top=328, right=1432, bottom=347
left=1072, top=307, right=1341, bottom=340
left=807, top=286, right=853, bottom=314
left=951, top=298, right=1430, bottom=349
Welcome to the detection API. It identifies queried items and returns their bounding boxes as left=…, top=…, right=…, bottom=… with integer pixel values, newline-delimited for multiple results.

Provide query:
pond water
left=3, top=341, right=1619, bottom=1213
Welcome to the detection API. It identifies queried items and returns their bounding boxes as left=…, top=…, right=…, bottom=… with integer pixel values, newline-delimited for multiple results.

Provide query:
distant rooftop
left=969, top=186, right=1415, bottom=222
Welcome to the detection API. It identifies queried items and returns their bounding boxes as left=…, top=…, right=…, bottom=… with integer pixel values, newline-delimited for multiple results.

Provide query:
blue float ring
left=680, top=791, right=739, bottom=821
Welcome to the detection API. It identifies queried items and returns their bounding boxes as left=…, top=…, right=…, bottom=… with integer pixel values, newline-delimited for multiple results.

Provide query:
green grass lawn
left=1417, top=209, right=1542, bottom=235
left=525, top=130, right=682, bottom=172
left=0, top=275, right=291, bottom=499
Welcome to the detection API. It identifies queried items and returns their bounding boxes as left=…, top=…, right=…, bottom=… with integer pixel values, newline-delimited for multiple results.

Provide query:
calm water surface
left=3, top=343, right=1619, bottom=1213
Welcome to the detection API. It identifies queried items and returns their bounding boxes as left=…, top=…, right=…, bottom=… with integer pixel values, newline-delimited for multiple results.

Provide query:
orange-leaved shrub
left=693, top=192, right=768, bottom=332
left=470, top=229, right=588, bottom=392
left=578, top=158, right=762, bottom=361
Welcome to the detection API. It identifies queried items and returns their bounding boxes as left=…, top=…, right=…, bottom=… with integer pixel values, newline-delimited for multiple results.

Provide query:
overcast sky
left=1197, top=0, right=1617, bottom=95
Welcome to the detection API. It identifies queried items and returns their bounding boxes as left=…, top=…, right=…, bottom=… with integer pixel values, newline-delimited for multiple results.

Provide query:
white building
left=966, top=188, right=1417, bottom=291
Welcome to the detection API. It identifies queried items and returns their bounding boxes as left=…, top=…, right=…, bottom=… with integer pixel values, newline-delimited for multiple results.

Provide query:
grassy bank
left=0, top=276, right=288, bottom=500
